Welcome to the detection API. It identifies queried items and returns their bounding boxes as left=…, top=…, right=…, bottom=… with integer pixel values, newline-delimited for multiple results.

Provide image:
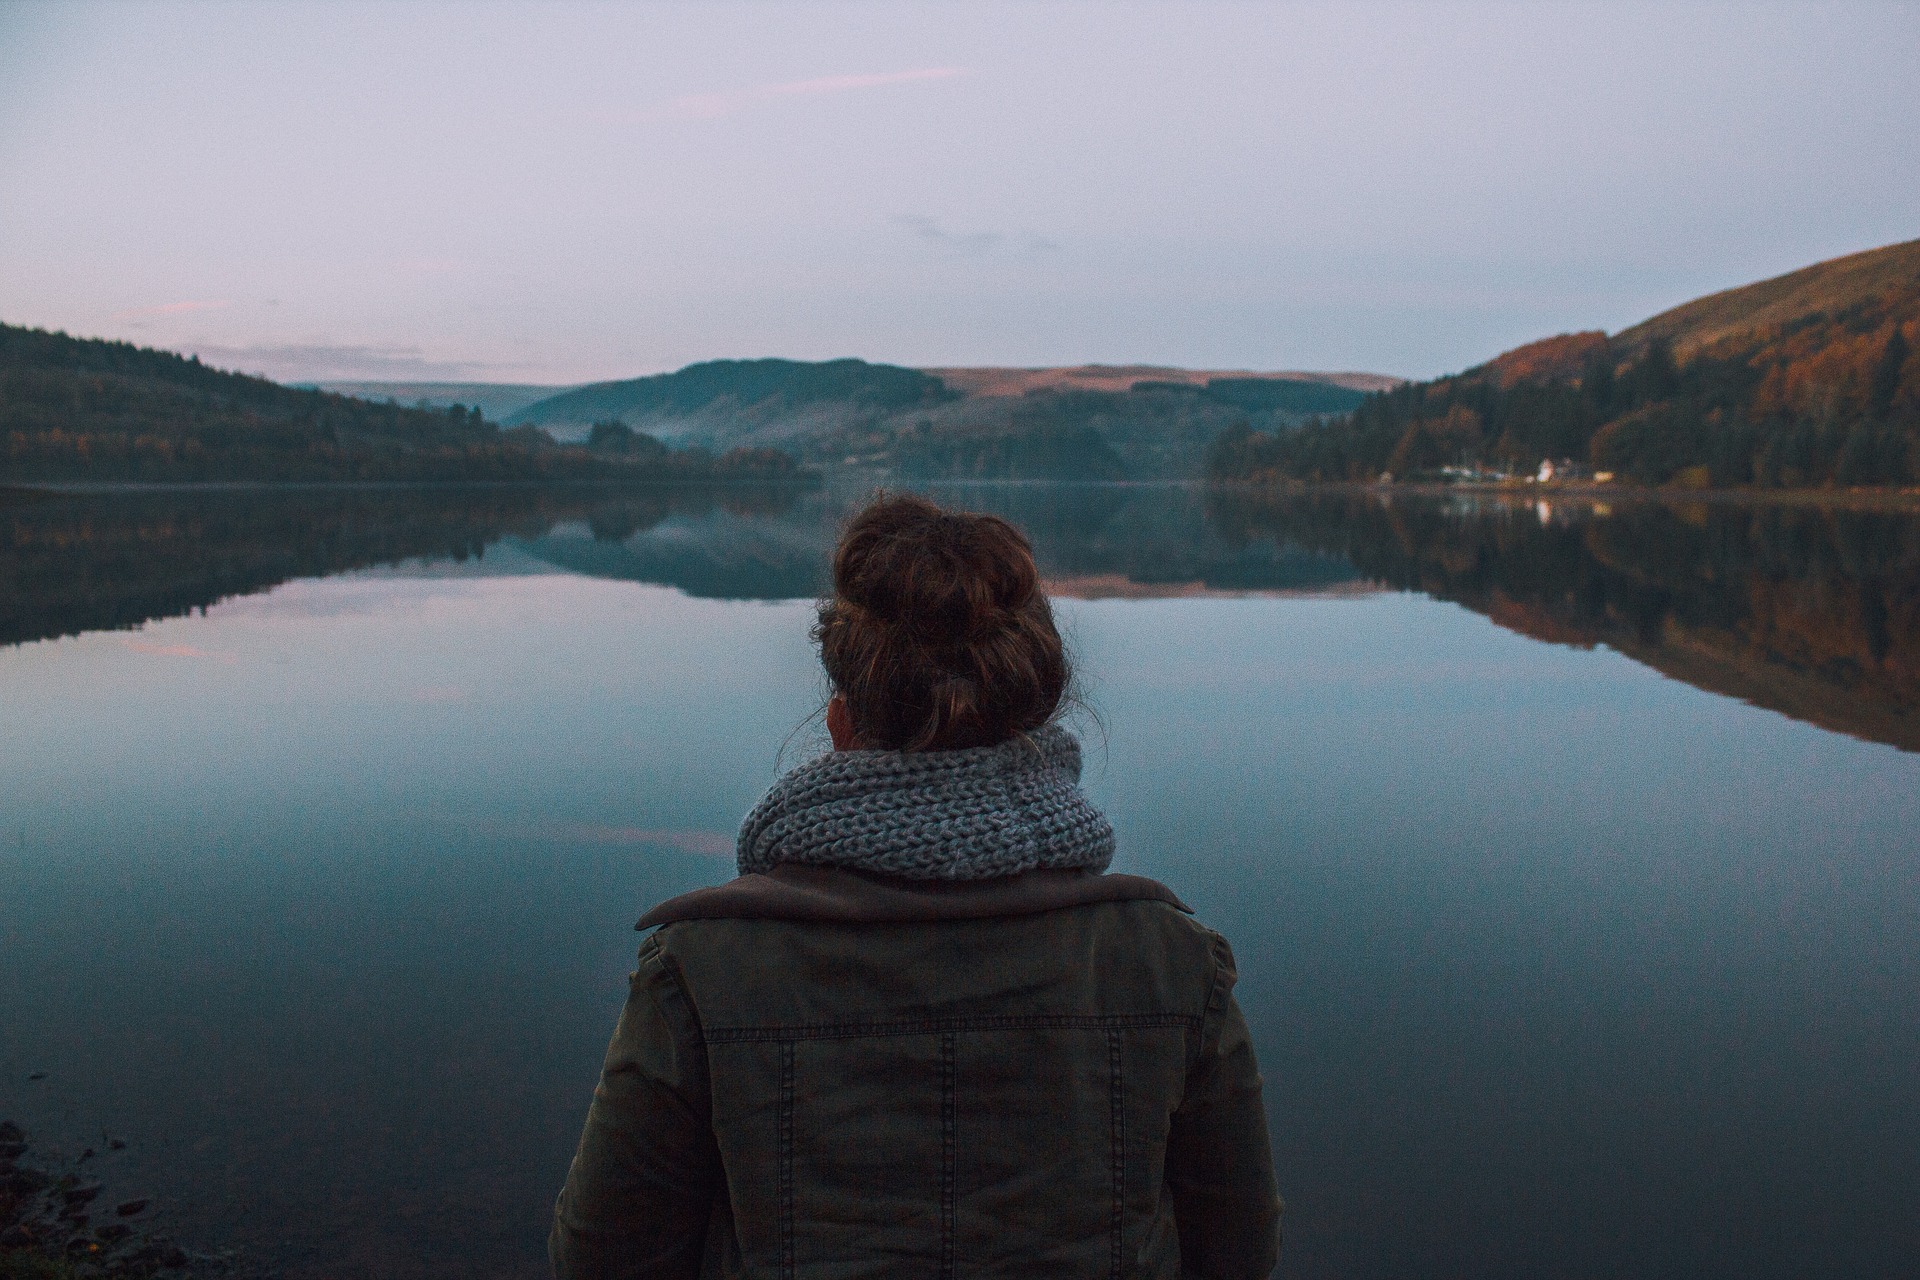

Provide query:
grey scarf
left=737, top=724, right=1116, bottom=880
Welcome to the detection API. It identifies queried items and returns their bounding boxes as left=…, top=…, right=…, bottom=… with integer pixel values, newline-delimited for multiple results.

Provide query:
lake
left=3, top=481, right=1918, bottom=1279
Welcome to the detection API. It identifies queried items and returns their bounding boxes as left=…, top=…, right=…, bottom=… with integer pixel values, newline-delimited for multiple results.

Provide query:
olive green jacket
left=550, top=866, right=1281, bottom=1279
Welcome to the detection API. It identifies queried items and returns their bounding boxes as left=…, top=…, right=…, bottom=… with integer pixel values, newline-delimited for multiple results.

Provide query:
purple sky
left=2, top=0, right=1916, bottom=384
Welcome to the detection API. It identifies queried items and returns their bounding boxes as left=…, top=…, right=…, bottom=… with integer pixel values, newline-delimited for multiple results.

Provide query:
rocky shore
left=0, top=1122, right=266, bottom=1280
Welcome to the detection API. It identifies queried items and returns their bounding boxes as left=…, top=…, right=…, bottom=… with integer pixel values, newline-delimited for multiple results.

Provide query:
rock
left=108, top=1137, right=128, bottom=1150
left=26, top=1072, right=46, bottom=1081
left=114, top=1197, right=150, bottom=1217
left=7, top=1167, right=51, bottom=1193
left=95, top=1222, right=132, bottom=1241
left=61, top=1180, right=103, bottom=1206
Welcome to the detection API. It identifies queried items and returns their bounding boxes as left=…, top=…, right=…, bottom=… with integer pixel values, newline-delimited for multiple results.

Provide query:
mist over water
left=3, top=483, right=1918, bottom=1278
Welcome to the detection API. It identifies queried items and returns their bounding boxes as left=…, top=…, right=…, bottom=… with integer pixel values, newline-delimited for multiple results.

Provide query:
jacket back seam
left=940, top=1029, right=957, bottom=1280
left=779, top=1040, right=796, bottom=1280
left=1107, top=1026, right=1125, bottom=1280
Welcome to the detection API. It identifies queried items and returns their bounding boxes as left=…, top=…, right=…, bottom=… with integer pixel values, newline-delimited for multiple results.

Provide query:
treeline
left=826, top=379, right=1365, bottom=480
left=1209, top=296, right=1919, bottom=489
left=0, top=324, right=811, bottom=485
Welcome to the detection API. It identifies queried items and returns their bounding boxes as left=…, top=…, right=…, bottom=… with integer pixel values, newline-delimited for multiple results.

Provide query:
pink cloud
left=119, top=636, right=235, bottom=662
left=110, top=299, right=234, bottom=322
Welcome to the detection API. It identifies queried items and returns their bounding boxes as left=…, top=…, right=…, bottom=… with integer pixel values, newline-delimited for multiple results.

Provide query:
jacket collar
left=638, top=864, right=1189, bottom=930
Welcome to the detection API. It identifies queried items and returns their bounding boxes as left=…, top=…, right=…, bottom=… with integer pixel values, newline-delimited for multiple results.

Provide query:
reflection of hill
left=944, top=485, right=1366, bottom=594
left=2, top=484, right=1375, bottom=650
left=516, top=512, right=832, bottom=600
left=28, top=487, right=1913, bottom=755
left=512, top=485, right=1370, bottom=601
left=0, top=486, right=802, bottom=647
left=1210, top=490, right=1920, bottom=751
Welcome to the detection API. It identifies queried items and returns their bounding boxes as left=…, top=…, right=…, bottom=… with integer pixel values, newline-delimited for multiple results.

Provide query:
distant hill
left=507, top=358, right=955, bottom=432
left=1210, top=237, right=1920, bottom=489
left=1615, top=239, right=1920, bottom=361
left=506, top=358, right=1390, bottom=480
left=925, top=365, right=1400, bottom=397
left=309, top=381, right=575, bottom=422
left=0, top=325, right=808, bottom=485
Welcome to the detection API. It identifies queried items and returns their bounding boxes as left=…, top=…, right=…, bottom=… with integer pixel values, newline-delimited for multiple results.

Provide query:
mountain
left=925, top=365, right=1398, bottom=397
left=506, top=358, right=955, bottom=434
left=1613, top=238, right=1920, bottom=361
left=1209, top=237, right=1920, bottom=489
left=509, top=358, right=1387, bottom=480
left=0, top=324, right=808, bottom=485
left=309, top=381, right=575, bottom=422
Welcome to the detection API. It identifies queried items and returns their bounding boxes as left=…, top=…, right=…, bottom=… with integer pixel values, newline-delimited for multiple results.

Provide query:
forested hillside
left=510, top=356, right=1372, bottom=480
left=506, top=358, right=957, bottom=434
left=1209, top=238, right=1920, bottom=488
left=846, top=381, right=1365, bottom=480
left=0, top=325, right=807, bottom=484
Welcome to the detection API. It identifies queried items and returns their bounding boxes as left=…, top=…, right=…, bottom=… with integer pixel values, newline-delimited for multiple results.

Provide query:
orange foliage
left=1740, top=289, right=1919, bottom=423
left=1484, top=331, right=1609, bottom=388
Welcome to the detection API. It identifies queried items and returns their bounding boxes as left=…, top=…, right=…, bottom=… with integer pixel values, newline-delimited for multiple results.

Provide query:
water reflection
left=1207, top=489, right=1920, bottom=752
left=6, top=484, right=1917, bottom=750
left=0, top=485, right=804, bottom=647
left=5, top=483, right=1919, bottom=1279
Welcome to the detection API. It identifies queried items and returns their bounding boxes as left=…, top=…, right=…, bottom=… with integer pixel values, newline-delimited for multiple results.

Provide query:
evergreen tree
left=1870, top=327, right=1908, bottom=420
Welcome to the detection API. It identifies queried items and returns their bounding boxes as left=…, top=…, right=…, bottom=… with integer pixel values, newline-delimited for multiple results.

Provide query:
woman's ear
left=826, top=693, right=858, bottom=751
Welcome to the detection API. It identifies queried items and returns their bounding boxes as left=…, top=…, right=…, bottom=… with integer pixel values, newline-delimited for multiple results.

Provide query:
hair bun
left=816, top=494, right=1066, bottom=751
left=835, top=503, right=1036, bottom=645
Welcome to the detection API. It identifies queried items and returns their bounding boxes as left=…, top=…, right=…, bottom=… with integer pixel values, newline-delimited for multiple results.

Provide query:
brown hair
left=814, top=493, right=1068, bottom=752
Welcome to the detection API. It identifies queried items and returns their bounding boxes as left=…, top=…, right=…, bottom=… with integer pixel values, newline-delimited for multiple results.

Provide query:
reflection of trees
left=1206, top=489, right=1920, bottom=751
left=25, top=482, right=1913, bottom=750
left=934, top=484, right=1364, bottom=593
left=3, top=482, right=1382, bottom=653
left=517, top=484, right=1371, bottom=602
left=0, top=485, right=804, bottom=647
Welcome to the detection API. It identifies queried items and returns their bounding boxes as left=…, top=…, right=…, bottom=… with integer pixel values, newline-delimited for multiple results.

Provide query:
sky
left=1, top=0, right=1916, bottom=385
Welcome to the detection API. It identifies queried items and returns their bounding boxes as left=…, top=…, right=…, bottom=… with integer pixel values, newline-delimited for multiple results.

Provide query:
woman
left=551, top=494, right=1281, bottom=1279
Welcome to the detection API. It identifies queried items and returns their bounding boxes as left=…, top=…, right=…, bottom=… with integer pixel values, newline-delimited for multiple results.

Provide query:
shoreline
left=0, top=475, right=821, bottom=498
left=0, top=1119, right=270, bottom=1279
left=1206, top=478, right=1920, bottom=511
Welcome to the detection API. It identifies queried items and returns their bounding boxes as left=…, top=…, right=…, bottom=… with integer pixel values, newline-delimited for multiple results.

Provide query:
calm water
left=3, top=483, right=1918, bottom=1279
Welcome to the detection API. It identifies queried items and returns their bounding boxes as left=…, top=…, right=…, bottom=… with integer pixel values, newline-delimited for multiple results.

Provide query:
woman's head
left=815, top=494, right=1068, bottom=752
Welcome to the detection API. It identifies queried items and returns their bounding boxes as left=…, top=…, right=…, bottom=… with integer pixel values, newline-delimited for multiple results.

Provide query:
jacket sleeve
left=550, top=933, right=722, bottom=1280
left=1166, top=932, right=1283, bottom=1280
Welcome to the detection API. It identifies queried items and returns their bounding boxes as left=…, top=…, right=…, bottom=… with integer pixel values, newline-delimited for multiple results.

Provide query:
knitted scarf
left=737, top=724, right=1116, bottom=880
